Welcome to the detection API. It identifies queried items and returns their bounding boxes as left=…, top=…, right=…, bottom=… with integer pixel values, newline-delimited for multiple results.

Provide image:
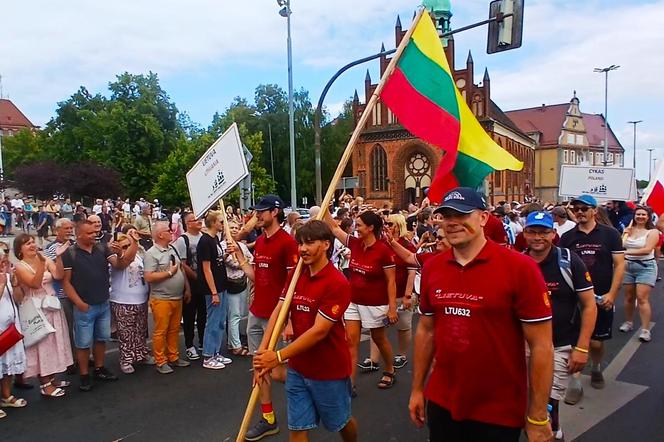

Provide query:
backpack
left=179, top=234, right=192, bottom=267
left=556, top=247, right=575, bottom=292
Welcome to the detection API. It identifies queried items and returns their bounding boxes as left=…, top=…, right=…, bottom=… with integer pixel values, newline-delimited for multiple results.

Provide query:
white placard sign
left=559, top=166, right=636, bottom=201
left=186, top=123, right=249, bottom=218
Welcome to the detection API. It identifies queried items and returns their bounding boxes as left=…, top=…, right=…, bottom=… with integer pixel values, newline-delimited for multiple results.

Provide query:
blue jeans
left=202, top=292, right=228, bottom=358
left=73, top=301, right=111, bottom=349
left=286, top=368, right=352, bottom=432
left=226, top=288, right=248, bottom=349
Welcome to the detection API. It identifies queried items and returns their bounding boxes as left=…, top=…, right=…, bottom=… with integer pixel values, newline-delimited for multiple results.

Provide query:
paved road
left=2, top=262, right=663, bottom=441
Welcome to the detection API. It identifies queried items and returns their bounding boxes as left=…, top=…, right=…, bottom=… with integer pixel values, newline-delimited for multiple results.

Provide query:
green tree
left=1, top=129, right=47, bottom=179
left=42, top=72, right=182, bottom=197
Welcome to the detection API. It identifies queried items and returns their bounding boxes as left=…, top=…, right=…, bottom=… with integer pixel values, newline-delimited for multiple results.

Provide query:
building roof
left=0, top=98, right=37, bottom=131
left=504, top=103, right=622, bottom=149
left=487, top=100, right=531, bottom=140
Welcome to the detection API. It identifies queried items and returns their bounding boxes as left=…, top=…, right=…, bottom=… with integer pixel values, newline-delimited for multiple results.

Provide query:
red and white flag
left=643, top=161, right=664, bottom=215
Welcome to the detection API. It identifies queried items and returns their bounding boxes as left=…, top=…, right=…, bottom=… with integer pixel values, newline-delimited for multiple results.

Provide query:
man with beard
left=559, top=195, right=625, bottom=403
left=237, top=195, right=299, bottom=441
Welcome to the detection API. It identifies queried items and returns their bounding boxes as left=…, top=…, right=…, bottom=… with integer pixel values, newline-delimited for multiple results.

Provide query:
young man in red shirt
left=253, top=220, right=357, bottom=442
left=237, top=195, right=299, bottom=441
left=409, top=187, right=554, bottom=442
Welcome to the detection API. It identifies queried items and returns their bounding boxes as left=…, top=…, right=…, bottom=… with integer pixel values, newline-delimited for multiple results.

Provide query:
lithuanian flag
left=380, top=12, right=523, bottom=202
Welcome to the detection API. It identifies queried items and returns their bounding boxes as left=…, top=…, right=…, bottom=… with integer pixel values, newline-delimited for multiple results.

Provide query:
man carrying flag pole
left=251, top=220, right=357, bottom=442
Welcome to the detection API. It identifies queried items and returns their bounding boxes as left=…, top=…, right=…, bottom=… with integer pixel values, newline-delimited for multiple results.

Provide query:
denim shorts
left=73, top=301, right=111, bottom=349
left=286, top=368, right=352, bottom=432
left=623, top=259, right=658, bottom=287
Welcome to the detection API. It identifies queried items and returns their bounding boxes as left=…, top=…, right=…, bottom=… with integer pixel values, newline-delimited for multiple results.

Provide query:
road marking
left=561, top=323, right=654, bottom=441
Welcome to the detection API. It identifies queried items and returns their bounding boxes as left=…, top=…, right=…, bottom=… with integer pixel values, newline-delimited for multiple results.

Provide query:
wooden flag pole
left=218, top=198, right=235, bottom=244
left=234, top=8, right=427, bottom=441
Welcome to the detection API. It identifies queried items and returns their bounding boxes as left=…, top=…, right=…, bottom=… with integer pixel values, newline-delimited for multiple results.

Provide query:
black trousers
left=427, top=401, right=521, bottom=442
left=183, top=281, right=207, bottom=349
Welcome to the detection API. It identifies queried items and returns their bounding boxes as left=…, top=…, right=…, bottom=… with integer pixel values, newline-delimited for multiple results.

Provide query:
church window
left=608, top=153, right=613, bottom=164
left=576, top=134, right=584, bottom=145
left=371, top=144, right=388, bottom=192
left=589, top=152, right=594, bottom=164
left=494, top=171, right=502, bottom=188
left=570, top=150, right=576, bottom=164
left=372, top=103, right=382, bottom=126
left=563, top=150, right=569, bottom=164
left=388, top=109, right=397, bottom=125
left=567, top=134, right=575, bottom=144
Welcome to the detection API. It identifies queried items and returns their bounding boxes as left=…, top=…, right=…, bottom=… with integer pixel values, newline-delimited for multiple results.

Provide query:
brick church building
left=349, top=15, right=535, bottom=207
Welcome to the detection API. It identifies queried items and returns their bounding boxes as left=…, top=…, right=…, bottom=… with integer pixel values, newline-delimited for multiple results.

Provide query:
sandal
left=230, top=347, right=250, bottom=356
left=40, top=382, right=65, bottom=398
left=0, top=395, right=27, bottom=408
left=52, top=379, right=71, bottom=388
left=0, top=409, right=6, bottom=419
left=377, top=371, right=396, bottom=389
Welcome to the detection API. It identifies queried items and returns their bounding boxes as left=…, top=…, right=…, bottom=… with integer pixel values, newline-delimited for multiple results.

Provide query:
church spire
left=483, top=67, right=490, bottom=82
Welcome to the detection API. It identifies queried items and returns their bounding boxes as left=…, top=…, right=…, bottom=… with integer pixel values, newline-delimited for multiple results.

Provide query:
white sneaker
left=216, top=355, right=232, bottom=365
left=554, top=428, right=564, bottom=440
left=619, top=321, right=634, bottom=333
left=639, top=329, right=652, bottom=342
left=186, top=346, right=200, bottom=361
left=202, top=357, right=225, bottom=370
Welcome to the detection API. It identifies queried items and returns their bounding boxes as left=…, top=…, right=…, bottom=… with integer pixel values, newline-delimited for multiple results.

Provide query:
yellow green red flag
left=380, top=12, right=523, bottom=202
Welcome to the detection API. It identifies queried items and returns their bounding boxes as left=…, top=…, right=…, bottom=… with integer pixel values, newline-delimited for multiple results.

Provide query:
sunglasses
left=436, top=235, right=446, bottom=241
left=121, top=244, right=131, bottom=250
left=385, top=222, right=394, bottom=227
left=571, top=206, right=591, bottom=213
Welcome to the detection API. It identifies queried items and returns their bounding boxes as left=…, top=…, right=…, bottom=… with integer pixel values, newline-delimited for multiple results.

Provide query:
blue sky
left=2, top=0, right=663, bottom=179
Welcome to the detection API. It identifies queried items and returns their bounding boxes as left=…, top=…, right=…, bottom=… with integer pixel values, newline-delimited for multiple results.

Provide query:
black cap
left=252, top=194, right=284, bottom=211
left=435, top=187, right=487, bottom=214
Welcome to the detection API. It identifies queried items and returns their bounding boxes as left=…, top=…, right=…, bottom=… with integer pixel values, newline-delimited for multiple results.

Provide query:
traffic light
left=487, top=0, right=524, bottom=54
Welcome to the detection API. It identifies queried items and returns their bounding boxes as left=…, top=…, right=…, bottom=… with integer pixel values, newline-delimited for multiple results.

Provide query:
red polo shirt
left=280, top=262, right=352, bottom=380
left=393, top=237, right=417, bottom=298
left=346, top=235, right=395, bottom=306
left=484, top=214, right=508, bottom=245
left=251, top=228, right=299, bottom=318
left=415, top=250, right=440, bottom=268
left=419, top=240, right=551, bottom=428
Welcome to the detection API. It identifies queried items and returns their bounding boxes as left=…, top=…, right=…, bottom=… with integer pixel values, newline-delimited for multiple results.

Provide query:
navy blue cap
left=252, top=195, right=284, bottom=211
left=571, top=194, right=598, bottom=208
left=525, top=211, right=554, bottom=229
left=436, top=187, right=487, bottom=214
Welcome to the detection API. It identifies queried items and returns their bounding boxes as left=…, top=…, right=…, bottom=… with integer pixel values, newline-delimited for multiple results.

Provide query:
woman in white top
left=0, top=248, right=28, bottom=417
left=221, top=221, right=253, bottom=356
left=621, top=206, right=659, bottom=342
left=109, top=231, right=152, bottom=373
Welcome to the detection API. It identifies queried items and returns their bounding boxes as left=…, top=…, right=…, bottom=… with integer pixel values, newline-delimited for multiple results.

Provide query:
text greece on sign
left=186, top=123, right=249, bottom=218
left=559, top=166, right=635, bottom=201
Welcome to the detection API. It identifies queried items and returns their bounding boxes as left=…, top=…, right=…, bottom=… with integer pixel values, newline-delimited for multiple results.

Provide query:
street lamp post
left=278, top=0, right=297, bottom=208
left=594, top=65, right=619, bottom=166
left=648, top=148, right=655, bottom=181
left=628, top=120, right=642, bottom=172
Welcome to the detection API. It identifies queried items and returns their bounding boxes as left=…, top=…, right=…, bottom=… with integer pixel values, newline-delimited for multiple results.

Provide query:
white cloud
left=0, top=0, right=413, bottom=124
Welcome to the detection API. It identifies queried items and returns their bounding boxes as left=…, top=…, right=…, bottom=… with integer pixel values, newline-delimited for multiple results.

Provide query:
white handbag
left=19, top=298, right=55, bottom=348
left=41, top=295, right=62, bottom=311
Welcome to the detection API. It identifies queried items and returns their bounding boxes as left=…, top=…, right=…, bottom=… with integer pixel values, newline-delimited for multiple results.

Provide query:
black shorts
left=592, top=307, right=614, bottom=341
left=427, top=401, right=521, bottom=442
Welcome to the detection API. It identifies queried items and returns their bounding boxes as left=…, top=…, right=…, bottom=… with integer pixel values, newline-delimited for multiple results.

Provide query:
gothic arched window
left=371, top=144, right=388, bottom=192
